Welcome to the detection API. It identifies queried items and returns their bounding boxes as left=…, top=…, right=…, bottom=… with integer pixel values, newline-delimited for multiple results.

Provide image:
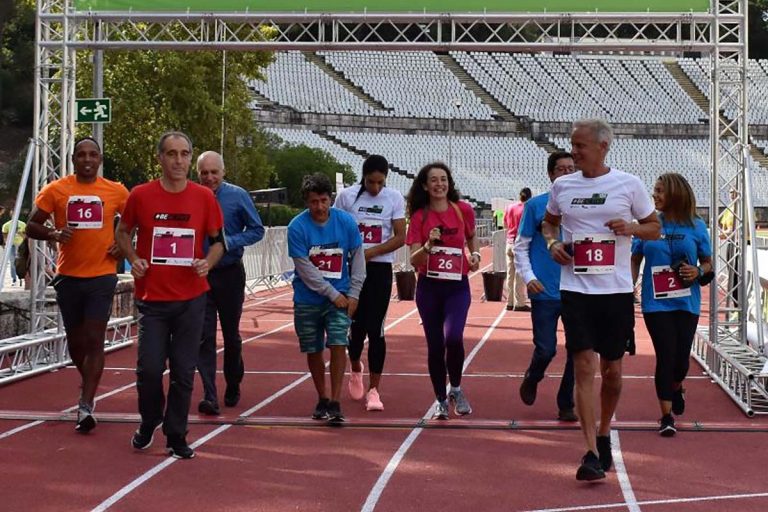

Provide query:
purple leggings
left=415, top=275, right=471, bottom=400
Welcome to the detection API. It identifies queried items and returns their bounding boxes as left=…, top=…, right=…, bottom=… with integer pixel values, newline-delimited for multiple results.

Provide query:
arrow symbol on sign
left=80, top=107, right=92, bottom=116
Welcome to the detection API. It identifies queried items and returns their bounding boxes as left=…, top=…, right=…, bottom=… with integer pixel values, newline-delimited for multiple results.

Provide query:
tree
left=76, top=40, right=275, bottom=189
left=0, top=0, right=34, bottom=127
left=268, top=143, right=356, bottom=208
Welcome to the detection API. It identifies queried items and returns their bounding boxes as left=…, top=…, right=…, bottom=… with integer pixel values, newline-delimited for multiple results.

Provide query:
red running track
left=1, top=252, right=767, bottom=512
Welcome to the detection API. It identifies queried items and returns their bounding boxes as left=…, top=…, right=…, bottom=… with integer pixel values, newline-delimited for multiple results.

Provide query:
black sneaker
left=224, top=384, right=241, bottom=407
left=519, top=373, right=537, bottom=406
left=596, top=435, right=613, bottom=472
left=326, top=400, right=345, bottom=425
left=198, top=399, right=221, bottom=416
left=576, top=451, right=606, bottom=481
left=557, top=408, right=578, bottom=422
left=75, top=402, right=97, bottom=433
left=131, top=422, right=161, bottom=450
left=659, top=414, right=677, bottom=437
left=312, top=398, right=330, bottom=420
left=672, top=387, right=686, bottom=416
left=166, top=435, right=195, bottom=459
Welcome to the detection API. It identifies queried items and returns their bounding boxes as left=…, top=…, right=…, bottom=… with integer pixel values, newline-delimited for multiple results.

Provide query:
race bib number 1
left=151, top=227, right=195, bottom=266
left=66, top=195, right=103, bottom=229
left=427, top=246, right=463, bottom=281
left=358, top=221, right=383, bottom=246
left=309, top=247, right=343, bottom=279
left=651, top=265, right=691, bottom=299
left=572, top=233, right=616, bottom=274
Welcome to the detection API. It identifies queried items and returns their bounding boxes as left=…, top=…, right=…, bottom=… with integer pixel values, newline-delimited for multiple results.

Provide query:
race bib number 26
left=426, top=246, right=463, bottom=281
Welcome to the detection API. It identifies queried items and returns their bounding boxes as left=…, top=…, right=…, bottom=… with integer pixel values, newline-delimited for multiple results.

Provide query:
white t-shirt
left=546, top=169, right=655, bottom=294
left=334, top=184, right=406, bottom=264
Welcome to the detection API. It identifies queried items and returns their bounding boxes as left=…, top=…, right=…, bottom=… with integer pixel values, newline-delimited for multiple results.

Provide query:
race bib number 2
left=572, top=233, right=616, bottom=274
left=426, top=246, right=463, bottom=281
left=151, top=227, right=195, bottom=266
left=651, top=266, right=691, bottom=299
left=309, top=247, right=343, bottom=279
left=66, top=195, right=103, bottom=229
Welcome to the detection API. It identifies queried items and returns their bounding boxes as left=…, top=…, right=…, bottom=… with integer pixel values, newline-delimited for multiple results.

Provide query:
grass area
left=75, top=0, right=709, bottom=13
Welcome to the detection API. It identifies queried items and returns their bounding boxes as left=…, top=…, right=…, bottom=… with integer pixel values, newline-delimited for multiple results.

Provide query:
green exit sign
left=75, top=98, right=111, bottom=123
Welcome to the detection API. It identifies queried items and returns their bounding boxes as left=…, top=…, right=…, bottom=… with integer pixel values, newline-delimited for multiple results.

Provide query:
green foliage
left=76, top=39, right=275, bottom=190
left=255, top=204, right=302, bottom=226
left=267, top=142, right=356, bottom=208
left=0, top=0, right=35, bottom=127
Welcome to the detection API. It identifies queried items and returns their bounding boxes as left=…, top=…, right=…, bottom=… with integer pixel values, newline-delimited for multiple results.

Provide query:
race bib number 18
left=151, top=227, right=195, bottom=266
left=426, top=246, right=463, bottom=281
left=651, top=265, right=691, bottom=299
left=572, top=233, right=616, bottom=274
left=309, top=247, right=343, bottom=279
left=66, top=195, right=104, bottom=229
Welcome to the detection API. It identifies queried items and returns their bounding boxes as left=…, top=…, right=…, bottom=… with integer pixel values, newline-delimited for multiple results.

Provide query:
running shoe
left=197, top=399, right=220, bottom=416
left=596, top=435, right=613, bottom=472
left=434, top=399, right=449, bottom=420
left=576, top=451, right=606, bottom=481
left=448, top=388, right=473, bottom=415
left=672, top=387, right=686, bottom=416
left=312, top=398, right=330, bottom=420
left=659, top=414, right=677, bottom=437
left=348, top=362, right=365, bottom=400
left=224, top=384, right=241, bottom=407
left=365, top=388, right=384, bottom=411
left=166, top=435, right=195, bottom=459
left=132, top=422, right=162, bottom=450
left=519, top=373, right=538, bottom=406
left=557, top=408, right=578, bottom=422
left=75, top=401, right=97, bottom=433
left=326, top=400, right=345, bottom=424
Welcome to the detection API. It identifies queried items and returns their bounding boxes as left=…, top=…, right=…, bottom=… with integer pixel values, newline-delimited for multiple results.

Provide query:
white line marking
left=243, top=290, right=293, bottom=310
left=610, top=429, right=640, bottom=512
left=92, top=304, right=421, bottom=510
left=0, top=322, right=294, bottom=441
left=524, top=491, right=768, bottom=512
left=360, top=305, right=507, bottom=512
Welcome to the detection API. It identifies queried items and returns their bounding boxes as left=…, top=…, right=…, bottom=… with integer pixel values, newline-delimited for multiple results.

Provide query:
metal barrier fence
left=242, top=227, right=294, bottom=294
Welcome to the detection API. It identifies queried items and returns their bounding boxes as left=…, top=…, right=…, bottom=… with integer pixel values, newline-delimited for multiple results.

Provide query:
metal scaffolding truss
left=30, top=0, right=766, bottom=412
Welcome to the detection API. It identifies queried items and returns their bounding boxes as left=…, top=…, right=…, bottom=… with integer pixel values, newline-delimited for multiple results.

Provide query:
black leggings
left=349, top=262, right=392, bottom=374
left=643, top=311, right=699, bottom=401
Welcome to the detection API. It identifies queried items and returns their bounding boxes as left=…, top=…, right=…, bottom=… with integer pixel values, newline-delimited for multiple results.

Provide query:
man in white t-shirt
left=542, top=119, right=660, bottom=482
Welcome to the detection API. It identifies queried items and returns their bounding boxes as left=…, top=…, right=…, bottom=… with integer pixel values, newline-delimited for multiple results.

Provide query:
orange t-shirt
left=35, top=175, right=129, bottom=277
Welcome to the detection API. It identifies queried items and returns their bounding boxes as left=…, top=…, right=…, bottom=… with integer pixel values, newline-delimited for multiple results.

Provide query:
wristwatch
left=546, top=239, right=560, bottom=250
left=471, top=251, right=481, bottom=260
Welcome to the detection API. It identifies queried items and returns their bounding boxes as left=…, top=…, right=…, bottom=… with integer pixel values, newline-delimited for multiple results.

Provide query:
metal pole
left=220, top=50, right=226, bottom=156
left=0, top=141, right=36, bottom=291
left=93, top=21, right=104, bottom=168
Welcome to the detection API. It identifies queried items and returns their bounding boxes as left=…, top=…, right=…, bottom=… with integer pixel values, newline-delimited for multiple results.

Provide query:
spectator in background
left=2, top=215, right=27, bottom=286
left=494, top=207, right=505, bottom=230
left=504, top=187, right=532, bottom=311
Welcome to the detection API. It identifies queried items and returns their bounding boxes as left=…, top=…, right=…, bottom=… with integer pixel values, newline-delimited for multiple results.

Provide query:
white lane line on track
left=92, top=302, right=421, bottom=511
left=360, top=305, right=507, bottom=512
left=243, top=290, right=293, bottom=310
left=611, top=428, right=640, bottom=512
left=0, top=322, right=293, bottom=441
left=524, top=491, right=768, bottom=512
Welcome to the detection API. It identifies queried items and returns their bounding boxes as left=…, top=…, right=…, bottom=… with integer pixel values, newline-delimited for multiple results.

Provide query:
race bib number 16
left=66, top=195, right=104, bottom=229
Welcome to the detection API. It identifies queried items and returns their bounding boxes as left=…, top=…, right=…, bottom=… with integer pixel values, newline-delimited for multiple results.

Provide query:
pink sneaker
left=348, top=362, right=365, bottom=400
left=365, top=388, right=384, bottom=411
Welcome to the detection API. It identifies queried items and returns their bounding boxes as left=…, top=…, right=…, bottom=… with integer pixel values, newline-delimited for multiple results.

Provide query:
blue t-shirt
left=518, top=193, right=561, bottom=301
left=287, top=208, right=362, bottom=305
left=632, top=217, right=711, bottom=315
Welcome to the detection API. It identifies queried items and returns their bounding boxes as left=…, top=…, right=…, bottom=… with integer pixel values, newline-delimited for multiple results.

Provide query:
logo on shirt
left=154, top=213, right=191, bottom=221
left=661, top=234, right=685, bottom=241
left=439, top=226, right=459, bottom=236
left=571, top=193, right=607, bottom=207
left=358, top=205, right=384, bottom=215
left=310, top=242, right=340, bottom=251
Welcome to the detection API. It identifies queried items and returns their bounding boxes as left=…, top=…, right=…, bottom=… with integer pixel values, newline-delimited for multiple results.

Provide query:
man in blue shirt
left=197, top=151, right=265, bottom=415
left=514, top=151, right=577, bottom=421
left=288, top=173, right=365, bottom=423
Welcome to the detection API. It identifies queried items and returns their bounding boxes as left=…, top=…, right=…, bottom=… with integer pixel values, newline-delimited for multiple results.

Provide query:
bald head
left=197, top=151, right=225, bottom=192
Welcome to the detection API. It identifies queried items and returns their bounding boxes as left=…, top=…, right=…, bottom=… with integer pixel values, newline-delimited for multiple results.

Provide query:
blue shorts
left=294, top=302, right=351, bottom=354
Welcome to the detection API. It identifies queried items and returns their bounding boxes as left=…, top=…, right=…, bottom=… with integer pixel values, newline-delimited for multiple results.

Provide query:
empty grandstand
left=251, top=50, right=768, bottom=213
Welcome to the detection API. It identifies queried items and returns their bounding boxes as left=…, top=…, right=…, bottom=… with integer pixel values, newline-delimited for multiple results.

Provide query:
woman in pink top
left=406, top=162, right=480, bottom=419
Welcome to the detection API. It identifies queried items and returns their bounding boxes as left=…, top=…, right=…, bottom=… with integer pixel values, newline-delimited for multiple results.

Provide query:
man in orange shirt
left=26, top=137, right=129, bottom=433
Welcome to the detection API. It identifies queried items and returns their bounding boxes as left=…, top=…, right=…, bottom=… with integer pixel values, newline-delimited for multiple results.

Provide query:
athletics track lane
left=1, top=254, right=768, bottom=511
